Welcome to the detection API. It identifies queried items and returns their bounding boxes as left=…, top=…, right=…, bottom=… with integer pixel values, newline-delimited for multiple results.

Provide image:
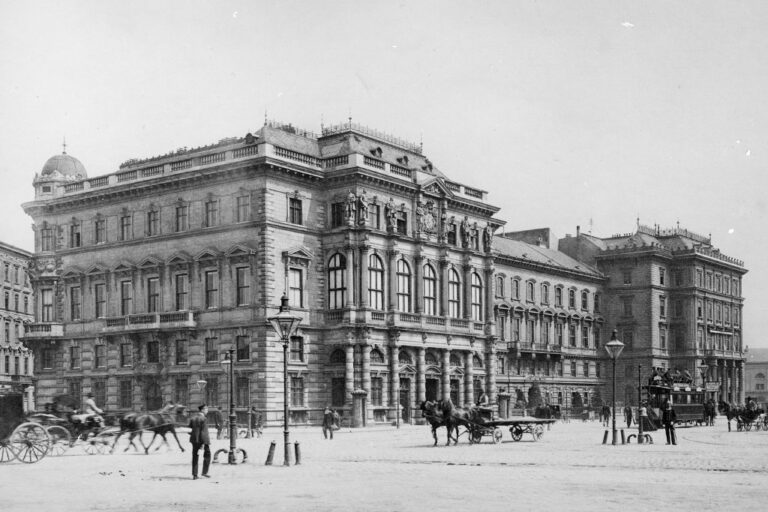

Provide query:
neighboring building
left=745, top=348, right=768, bottom=405
left=19, top=121, right=747, bottom=425
left=560, top=223, right=747, bottom=406
left=0, top=241, right=35, bottom=410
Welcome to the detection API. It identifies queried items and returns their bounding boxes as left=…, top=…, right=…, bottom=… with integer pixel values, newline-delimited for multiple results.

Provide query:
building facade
left=20, top=121, right=746, bottom=424
left=559, top=224, right=747, bottom=406
left=0, top=241, right=35, bottom=410
left=744, top=348, right=768, bottom=405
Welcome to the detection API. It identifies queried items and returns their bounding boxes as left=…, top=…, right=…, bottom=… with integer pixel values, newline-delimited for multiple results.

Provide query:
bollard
left=294, top=441, right=301, bottom=465
left=620, top=429, right=626, bottom=444
left=265, top=440, right=276, bottom=466
left=602, top=430, right=609, bottom=444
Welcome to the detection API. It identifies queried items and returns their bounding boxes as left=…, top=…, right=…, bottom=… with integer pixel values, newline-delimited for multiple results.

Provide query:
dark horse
left=420, top=400, right=462, bottom=446
left=110, top=403, right=187, bottom=454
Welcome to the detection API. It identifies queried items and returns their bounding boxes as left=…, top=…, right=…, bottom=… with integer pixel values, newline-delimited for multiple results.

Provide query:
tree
left=528, top=382, right=544, bottom=408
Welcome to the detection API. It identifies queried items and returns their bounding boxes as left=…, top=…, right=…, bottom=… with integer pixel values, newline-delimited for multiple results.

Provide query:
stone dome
left=41, top=153, right=87, bottom=180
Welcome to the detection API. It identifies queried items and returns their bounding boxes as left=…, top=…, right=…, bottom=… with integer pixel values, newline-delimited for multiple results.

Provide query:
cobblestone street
left=4, top=419, right=766, bottom=511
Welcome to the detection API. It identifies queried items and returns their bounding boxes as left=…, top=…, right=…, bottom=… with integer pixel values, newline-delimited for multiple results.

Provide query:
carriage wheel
left=492, top=428, right=503, bottom=444
left=510, top=425, right=523, bottom=442
left=238, top=428, right=249, bottom=439
left=10, top=423, right=50, bottom=463
left=532, top=425, right=544, bottom=441
left=0, top=441, right=17, bottom=463
left=45, top=426, right=71, bottom=456
left=82, top=432, right=108, bottom=455
left=470, top=429, right=483, bottom=444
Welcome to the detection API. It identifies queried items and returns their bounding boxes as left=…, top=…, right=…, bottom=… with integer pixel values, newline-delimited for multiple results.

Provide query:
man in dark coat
left=662, top=400, right=677, bottom=445
left=322, top=406, right=335, bottom=440
left=189, top=404, right=211, bottom=479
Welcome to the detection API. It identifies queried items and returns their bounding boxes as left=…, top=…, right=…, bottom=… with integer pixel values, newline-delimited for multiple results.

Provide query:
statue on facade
left=483, top=223, right=494, bottom=252
left=385, top=198, right=398, bottom=231
left=416, top=200, right=436, bottom=233
left=358, top=189, right=369, bottom=225
left=460, top=216, right=471, bottom=248
left=345, top=191, right=356, bottom=224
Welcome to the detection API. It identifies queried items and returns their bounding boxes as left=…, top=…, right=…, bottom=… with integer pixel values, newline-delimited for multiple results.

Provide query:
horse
left=109, top=403, right=186, bottom=454
left=420, top=400, right=461, bottom=446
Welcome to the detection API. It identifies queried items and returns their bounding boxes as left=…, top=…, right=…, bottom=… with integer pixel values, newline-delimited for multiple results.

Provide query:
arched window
left=368, top=254, right=385, bottom=310
left=581, top=290, right=589, bottom=310
left=370, top=349, right=384, bottom=364
left=496, top=275, right=505, bottom=297
left=398, top=350, right=412, bottom=365
left=396, top=259, right=412, bottom=312
left=511, top=279, right=520, bottom=300
left=327, top=253, right=346, bottom=309
left=555, top=286, right=563, bottom=307
left=330, top=349, right=345, bottom=364
left=423, top=264, right=437, bottom=315
left=541, top=283, right=550, bottom=304
left=425, top=352, right=438, bottom=366
left=568, top=289, right=576, bottom=309
left=448, top=268, right=461, bottom=318
left=471, top=273, right=483, bottom=321
left=526, top=281, right=534, bottom=302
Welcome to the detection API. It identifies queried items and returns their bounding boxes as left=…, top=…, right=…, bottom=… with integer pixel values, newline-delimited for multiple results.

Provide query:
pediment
left=85, top=264, right=108, bottom=275
left=61, top=267, right=84, bottom=279
left=283, top=246, right=313, bottom=265
left=137, top=255, right=163, bottom=269
left=194, top=247, right=221, bottom=261
left=399, top=364, right=417, bottom=374
left=225, top=244, right=254, bottom=258
left=420, top=177, right=455, bottom=199
left=166, top=252, right=192, bottom=266
left=112, top=261, right=135, bottom=273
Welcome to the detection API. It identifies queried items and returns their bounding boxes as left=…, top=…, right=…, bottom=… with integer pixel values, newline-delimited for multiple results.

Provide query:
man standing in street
left=322, top=406, right=335, bottom=440
left=623, top=404, right=633, bottom=428
left=189, top=404, right=211, bottom=479
left=662, top=400, right=677, bottom=445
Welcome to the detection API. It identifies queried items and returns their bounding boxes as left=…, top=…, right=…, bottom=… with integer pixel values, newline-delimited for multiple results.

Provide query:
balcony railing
left=103, top=311, right=197, bottom=333
left=22, top=323, right=64, bottom=338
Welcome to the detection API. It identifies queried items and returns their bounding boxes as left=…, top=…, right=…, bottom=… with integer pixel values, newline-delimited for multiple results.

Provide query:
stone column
left=463, top=263, right=472, bottom=320
left=359, top=245, right=369, bottom=309
left=345, top=245, right=356, bottom=307
left=439, top=260, right=449, bottom=317
left=717, top=362, right=724, bottom=403
left=414, top=254, right=423, bottom=314
left=361, top=343, right=371, bottom=422
left=486, top=338, right=497, bottom=404
left=345, top=341, right=355, bottom=406
left=442, top=349, right=451, bottom=401
left=388, top=250, right=399, bottom=311
left=738, top=361, right=745, bottom=405
left=464, top=351, right=474, bottom=407
left=388, top=330, right=400, bottom=421
left=484, top=265, right=495, bottom=326
left=417, top=347, right=426, bottom=403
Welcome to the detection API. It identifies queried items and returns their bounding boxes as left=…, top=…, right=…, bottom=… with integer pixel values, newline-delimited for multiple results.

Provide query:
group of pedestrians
left=611, top=401, right=677, bottom=446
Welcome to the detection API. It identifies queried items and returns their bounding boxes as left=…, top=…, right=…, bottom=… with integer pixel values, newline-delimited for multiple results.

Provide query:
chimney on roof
left=576, top=225, right=580, bottom=237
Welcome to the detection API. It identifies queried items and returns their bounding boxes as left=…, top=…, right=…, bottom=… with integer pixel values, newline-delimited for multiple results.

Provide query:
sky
left=1, top=1, right=766, bottom=345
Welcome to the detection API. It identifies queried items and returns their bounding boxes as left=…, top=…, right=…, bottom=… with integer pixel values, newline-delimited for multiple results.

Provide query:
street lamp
left=699, top=362, right=709, bottom=388
left=221, top=348, right=237, bottom=464
left=637, top=365, right=643, bottom=444
left=604, top=330, right=625, bottom=446
left=268, top=294, right=303, bottom=467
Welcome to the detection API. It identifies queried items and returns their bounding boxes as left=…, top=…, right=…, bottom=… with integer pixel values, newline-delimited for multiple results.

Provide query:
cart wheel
left=0, top=440, right=17, bottom=463
left=470, top=429, right=483, bottom=444
left=510, top=425, right=523, bottom=442
left=10, top=423, right=50, bottom=463
left=82, top=432, right=107, bottom=455
left=45, top=426, right=71, bottom=456
left=492, top=428, right=503, bottom=444
left=532, top=424, right=544, bottom=441
left=238, top=428, right=249, bottom=439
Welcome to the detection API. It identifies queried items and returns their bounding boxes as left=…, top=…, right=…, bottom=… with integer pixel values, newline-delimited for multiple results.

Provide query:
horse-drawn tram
left=643, top=383, right=707, bottom=427
left=466, top=408, right=555, bottom=444
left=0, top=392, right=50, bottom=463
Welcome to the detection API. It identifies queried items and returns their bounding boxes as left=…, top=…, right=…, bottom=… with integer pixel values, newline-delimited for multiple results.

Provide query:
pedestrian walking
left=322, top=406, right=335, bottom=439
left=662, top=400, right=677, bottom=445
left=624, top=405, right=633, bottom=428
left=189, top=404, right=211, bottom=479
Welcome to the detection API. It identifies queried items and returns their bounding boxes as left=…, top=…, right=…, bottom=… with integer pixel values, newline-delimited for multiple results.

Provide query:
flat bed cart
left=467, top=412, right=556, bottom=444
left=0, top=393, right=50, bottom=463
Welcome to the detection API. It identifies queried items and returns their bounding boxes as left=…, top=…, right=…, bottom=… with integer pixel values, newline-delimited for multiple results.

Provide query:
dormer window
left=370, top=147, right=383, bottom=158
left=397, top=155, right=409, bottom=165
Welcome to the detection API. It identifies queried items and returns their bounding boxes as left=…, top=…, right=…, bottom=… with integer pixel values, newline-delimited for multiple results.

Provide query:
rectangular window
left=93, top=380, right=106, bottom=408
left=41, top=228, right=54, bottom=251
left=70, top=223, right=81, bottom=248
left=42, top=348, right=55, bottom=369
left=95, top=218, right=106, bottom=244
left=622, top=270, right=632, bottom=285
left=569, top=324, right=576, bottom=347
left=205, top=270, right=218, bottom=309
left=659, top=268, right=666, bottom=285
left=236, top=195, right=251, bottom=223
left=70, top=286, right=81, bottom=321
left=120, top=343, right=132, bottom=367
left=94, top=283, right=106, bottom=318
left=236, top=267, right=250, bottom=306
left=175, top=205, right=188, bottom=232
left=527, top=320, right=535, bottom=343
left=289, top=197, right=303, bottom=225
left=175, top=339, right=188, bottom=365
left=147, top=340, right=159, bottom=363
left=371, top=377, right=383, bottom=406
left=447, top=224, right=457, bottom=246
left=497, top=355, right=505, bottom=375
left=120, top=281, right=132, bottom=315
left=369, top=204, right=381, bottom=229
left=119, top=380, right=132, bottom=408
left=205, top=338, right=218, bottom=364
left=331, top=203, right=344, bottom=228
left=289, top=268, right=303, bottom=308
left=396, top=213, right=407, bottom=235
left=554, top=287, right=562, bottom=307
left=555, top=323, right=563, bottom=345
left=147, top=277, right=159, bottom=313
left=236, top=377, right=249, bottom=407
left=205, top=377, right=219, bottom=407
left=147, top=210, right=159, bottom=236
left=622, top=297, right=633, bottom=316
left=290, top=336, right=303, bottom=362
left=582, top=326, right=589, bottom=348
left=68, top=380, right=81, bottom=408
left=205, top=200, right=218, bottom=227
left=583, top=362, right=590, bottom=377
left=570, top=361, right=576, bottom=377
left=70, top=344, right=81, bottom=369
left=41, top=289, right=53, bottom=322
left=119, top=215, right=132, bottom=241
left=174, top=378, right=188, bottom=405
left=659, top=296, right=666, bottom=318
left=236, top=335, right=250, bottom=361
left=290, top=376, right=304, bottom=407
left=94, top=345, right=106, bottom=368
left=512, top=318, right=521, bottom=342
left=175, top=274, right=187, bottom=311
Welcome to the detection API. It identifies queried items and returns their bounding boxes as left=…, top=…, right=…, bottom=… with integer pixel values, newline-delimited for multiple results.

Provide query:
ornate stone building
left=19, top=120, right=745, bottom=424
left=0, top=241, right=35, bottom=410
left=559, top=224, right=748, bottom=406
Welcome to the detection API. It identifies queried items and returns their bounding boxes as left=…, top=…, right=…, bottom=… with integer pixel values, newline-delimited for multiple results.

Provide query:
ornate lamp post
left=699, top=362, right=709, bottom=388
left=604, top=330, right=624, bottom=446
left=221, top=348, right=237, bottom=464
left=268, top=294, right=303, bottom=467
left=637, top=365, right=643, bottom=444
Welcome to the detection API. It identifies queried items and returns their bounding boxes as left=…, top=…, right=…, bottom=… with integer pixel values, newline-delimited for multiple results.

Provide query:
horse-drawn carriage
left=27, top=394, right=115, bottom=455
left=0, top=392, right=50, bottom=463
left=465, top=407, right=555, bottom=443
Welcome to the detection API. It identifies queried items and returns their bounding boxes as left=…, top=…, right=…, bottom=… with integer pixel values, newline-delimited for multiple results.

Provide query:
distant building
left=745, top=348, right=768, bottom=405
left=0, top=241, right=35, bottom=410
left=560, top=223, right=747, bottom=406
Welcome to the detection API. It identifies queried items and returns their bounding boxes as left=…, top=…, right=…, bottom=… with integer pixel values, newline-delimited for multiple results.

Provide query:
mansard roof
left=494, top=236, right=602, bottom=279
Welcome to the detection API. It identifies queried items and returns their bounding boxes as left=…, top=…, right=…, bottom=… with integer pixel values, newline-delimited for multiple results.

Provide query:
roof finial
left=320, top=113, right=324, bottom=132
left=636, top=215, right=639, bottom=228
left=62, top=136, right=67, bottom=155
left=420, top=131, right=423, bottom=152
